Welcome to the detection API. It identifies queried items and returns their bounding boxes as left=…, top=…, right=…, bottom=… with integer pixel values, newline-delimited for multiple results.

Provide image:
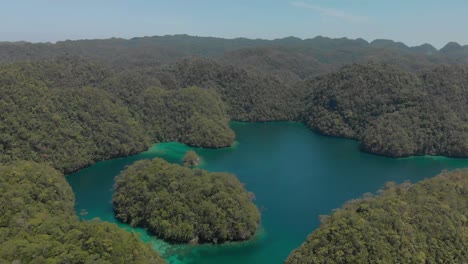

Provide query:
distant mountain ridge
left=1, top=34, right=462, bottom=51
left=1, top=35, right=467, bottom=74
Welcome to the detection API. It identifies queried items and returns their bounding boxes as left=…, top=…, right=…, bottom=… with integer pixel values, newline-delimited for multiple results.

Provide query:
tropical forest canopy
left=0, top=58, right=234, bottom=173
left=1, top=35, right=468, bottom=263
left=286, top=169, right=468, bottom=264
left=113, top=158, right=260, bottom=244
left=2, top=36, right=468, bottom=172
left=0, top=161, right=164, bottom=263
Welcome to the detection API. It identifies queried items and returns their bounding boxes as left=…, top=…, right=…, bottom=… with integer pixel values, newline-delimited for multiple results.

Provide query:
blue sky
left=1, top=0, right=466, bottom=48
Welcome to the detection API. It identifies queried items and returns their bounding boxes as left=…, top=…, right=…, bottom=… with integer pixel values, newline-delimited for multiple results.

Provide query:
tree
left=183, top=150, right=200, bottom=166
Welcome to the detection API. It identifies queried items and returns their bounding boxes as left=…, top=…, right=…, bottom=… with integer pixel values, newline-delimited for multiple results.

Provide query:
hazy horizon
left=2, top=1, right=467, bottom=49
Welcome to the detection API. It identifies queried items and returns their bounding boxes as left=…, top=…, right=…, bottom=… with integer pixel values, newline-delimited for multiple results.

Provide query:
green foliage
left=303, top=63, right=468, bottom=157
left=0, top=60, right=150, bottom=173
left=162, top=57, right=305, bottom=121
left=0, top=161, right=164, bottom=264
left=113, top=158, right=260, bottom=243
left=2, top=35, right=468, bottom=77
left=0, top=59, right=235, bottom=173
left=133, top=86, right=235, bottom=148
left=183, top=150, right=200, bottom=166
left=286, top=170, right=468, bottom=264
left=4, top=45, right=468, bottom=161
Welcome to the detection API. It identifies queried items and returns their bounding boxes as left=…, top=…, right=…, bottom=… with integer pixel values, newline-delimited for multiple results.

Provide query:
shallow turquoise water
left=67, top=122, right=468, bottom=263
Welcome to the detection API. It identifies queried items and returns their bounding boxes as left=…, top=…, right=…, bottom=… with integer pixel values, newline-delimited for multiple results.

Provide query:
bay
left=67, top=122, right=468, bottom=263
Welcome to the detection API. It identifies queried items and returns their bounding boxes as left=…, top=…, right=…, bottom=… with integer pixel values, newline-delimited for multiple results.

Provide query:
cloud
left=291, top=1, right=368, bottom=22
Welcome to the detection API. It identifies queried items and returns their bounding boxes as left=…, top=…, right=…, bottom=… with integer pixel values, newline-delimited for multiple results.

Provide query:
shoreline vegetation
left=113, top=158, right=261, bottom=244
left=183, top=150, right=201, bottom=166
left=0, top=161, right=165, bottom=264
left=2, top=58, right=468, bottom=176
left=1, top=35, right=468, bottom=263
left=286, top=169, right=468, bottom=264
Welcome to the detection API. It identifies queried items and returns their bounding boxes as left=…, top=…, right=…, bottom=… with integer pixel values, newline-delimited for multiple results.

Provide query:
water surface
left=67, top=122, right=468, bottom=263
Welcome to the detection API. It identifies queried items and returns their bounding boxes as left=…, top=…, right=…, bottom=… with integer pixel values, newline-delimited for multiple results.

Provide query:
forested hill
left=113, top=158, right=261, bottom=244
left=0, top=58, right=235, bottom=173
left=0, top=161, right=165, bottom=263
left=156, top=57, right=305, bottom=121
left=302, top=63, right=468, bottom=158
left=2, top=35, right=468, bottom=77
left=2, top=56, right=468, bottom=173
left=286, top=169, right=468, bottom=264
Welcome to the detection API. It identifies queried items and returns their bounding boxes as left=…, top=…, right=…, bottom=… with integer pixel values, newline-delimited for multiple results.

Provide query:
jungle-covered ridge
left=2, top=35, right=468, bottom=76
left=286, top=169, right=468, bottom=264
left=0, top=58, right=235, bottom=173
left=0, top=161, right=165, bottom=263
left=2, top=35, right=468, bottom=173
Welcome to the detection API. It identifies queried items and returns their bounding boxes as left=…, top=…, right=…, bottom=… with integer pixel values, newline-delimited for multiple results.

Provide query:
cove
left=67, top=122, right=468, bottom=264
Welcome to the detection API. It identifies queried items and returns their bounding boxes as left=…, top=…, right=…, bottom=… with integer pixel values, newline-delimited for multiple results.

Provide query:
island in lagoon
left=183, top=150, right=201, bottom=166
left=113, top=158, right=261, bottom=244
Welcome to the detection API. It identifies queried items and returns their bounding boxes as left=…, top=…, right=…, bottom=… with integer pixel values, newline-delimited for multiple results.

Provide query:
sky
left=1, top=0, right=467, bottom=49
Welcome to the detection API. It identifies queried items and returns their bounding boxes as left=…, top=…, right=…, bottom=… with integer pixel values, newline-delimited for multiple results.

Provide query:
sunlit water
left=67, top=122, right=468, bottom=263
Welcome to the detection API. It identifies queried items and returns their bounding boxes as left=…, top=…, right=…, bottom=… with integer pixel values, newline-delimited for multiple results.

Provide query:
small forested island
left=286, top=169, right=468, bottom=264
left=113, top=158, right=260, bottom=243
left=183, top=150, right=200, bottom=166
left=0, top=161, right=164, bottom=263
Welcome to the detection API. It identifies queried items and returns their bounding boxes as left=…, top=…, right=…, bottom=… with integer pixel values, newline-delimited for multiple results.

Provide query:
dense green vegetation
left=3, top=36, right=468, bottom=161
left=130, top=86, right=234, bottom=148
left=160, top=57, right=304, bottom=121
left=303, top=63, right=468, bottom=157
left=2, top=35, right=468, bottom=76
left=0, top=63, right=149, bottom=173
left=286, top=169, right=468, bottom=264
left=113, top=158, right=260, bottom=243
left=0, top=58, right=235, bottom=173
left=0, top=161, right=164, bottom=263
left=183, top=150, right=200, bottom=166
left=1, top=35, right=468, bottom=262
